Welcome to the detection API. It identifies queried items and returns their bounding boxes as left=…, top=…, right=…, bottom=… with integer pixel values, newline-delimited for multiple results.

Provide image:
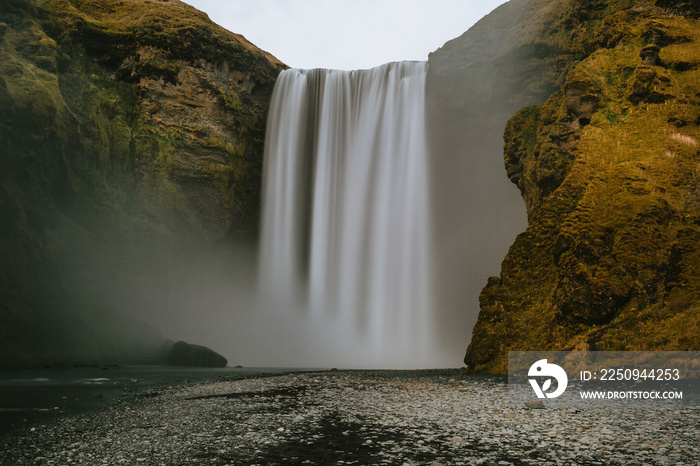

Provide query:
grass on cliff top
left=36, top=0, right=284, bottom=66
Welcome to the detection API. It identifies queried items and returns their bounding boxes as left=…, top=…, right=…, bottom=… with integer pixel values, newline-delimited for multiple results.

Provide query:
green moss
left=222, top=91, right=242, bottom=112
left=134, top=54, right=181, bottom=82
left=467, top=2, right=700, bottom=372
left=0, top=0, right=284, bottom=366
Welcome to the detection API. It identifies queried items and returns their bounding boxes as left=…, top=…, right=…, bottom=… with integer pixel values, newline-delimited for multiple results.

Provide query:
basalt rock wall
left=0, top=0, right=284, bottom=367
left=440, top=0, right=700, bottom=372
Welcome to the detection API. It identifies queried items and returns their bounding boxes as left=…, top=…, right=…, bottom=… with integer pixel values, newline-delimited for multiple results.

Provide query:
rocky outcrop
left=425, top=0, right=619, bottom=357
left=0, top=0, right=283, bottom=367
left=425, top=0, right=569, bottom=350
left=462, top=0, right=700, bottom=372
left=167, top=341, right=227, bottom=368
left=656, top=0, right=700, bottom=18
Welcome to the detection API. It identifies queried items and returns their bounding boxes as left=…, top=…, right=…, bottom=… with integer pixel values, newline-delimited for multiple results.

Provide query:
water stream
left=259, top=62, right=436, bottom=368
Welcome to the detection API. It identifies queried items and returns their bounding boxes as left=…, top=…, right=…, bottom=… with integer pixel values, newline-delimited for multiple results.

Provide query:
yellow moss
left=36, top=0, right=284, bottom=67
left=467, top=8, right=700, bottom=372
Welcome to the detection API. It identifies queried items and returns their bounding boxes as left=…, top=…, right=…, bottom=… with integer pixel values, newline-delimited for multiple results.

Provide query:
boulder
left=167, top=341, right=227, bottom=368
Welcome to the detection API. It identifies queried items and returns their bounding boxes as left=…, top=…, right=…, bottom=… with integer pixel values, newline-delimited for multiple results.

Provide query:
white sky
left=182, top=0, right=510, bottom=70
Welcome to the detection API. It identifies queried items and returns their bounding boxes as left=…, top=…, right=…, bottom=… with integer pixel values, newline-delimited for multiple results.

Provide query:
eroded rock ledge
left=464, top=0, right=700, bottom=372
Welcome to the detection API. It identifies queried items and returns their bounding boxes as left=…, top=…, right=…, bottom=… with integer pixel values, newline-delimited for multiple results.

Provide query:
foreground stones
left=1, top=370, right=698, bottom=465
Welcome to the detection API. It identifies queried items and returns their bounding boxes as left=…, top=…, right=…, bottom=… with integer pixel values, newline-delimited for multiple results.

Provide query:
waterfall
left=259, top=61, right=436, bottom=368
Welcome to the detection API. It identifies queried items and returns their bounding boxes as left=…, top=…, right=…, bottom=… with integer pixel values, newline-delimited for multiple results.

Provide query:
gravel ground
left=0, top=369, right=698, bottom=465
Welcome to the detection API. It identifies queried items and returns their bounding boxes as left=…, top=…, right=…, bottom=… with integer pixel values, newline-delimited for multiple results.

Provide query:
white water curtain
left=259, top=62, right=433, bottom=367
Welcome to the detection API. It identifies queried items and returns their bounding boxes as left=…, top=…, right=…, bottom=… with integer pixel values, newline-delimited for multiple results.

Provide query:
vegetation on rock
left=0, top=0, right=284, bottom=367
left=3, top=0, right=697, bottom=371
left=464, top=0, right=700, bottom=372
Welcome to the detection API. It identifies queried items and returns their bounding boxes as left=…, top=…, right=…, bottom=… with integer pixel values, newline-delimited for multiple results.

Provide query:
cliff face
left=425, top=0, right=586, bottom=355
left=0, top=0, right=283, bottom=366
left=461, top=0, right=700, bottom=372
left=4, top=0, right=698, bottom=370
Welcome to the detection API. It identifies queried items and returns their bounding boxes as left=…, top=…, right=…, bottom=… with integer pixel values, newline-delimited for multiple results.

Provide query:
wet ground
left=1, top=369, right=698, bottom=465
left=0, top=365, right=299, bottom=435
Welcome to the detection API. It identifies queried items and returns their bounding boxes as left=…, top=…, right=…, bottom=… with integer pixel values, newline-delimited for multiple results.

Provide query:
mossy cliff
left=458, top=0, right=700, bottom=372
left=0, top=0, right=283, bottom=366
left=426, top=0, right=575, bottom=349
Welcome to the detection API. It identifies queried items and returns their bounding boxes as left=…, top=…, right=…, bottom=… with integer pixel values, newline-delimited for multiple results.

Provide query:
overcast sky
left=182, top=0, right=510, bottom=70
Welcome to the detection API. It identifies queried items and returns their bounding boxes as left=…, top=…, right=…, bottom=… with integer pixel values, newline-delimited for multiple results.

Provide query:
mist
left=53, top=226, right=442, bottom=369
left=48, top=73, right=526, bottom=370
left=18, top=0, right=553, bottom=370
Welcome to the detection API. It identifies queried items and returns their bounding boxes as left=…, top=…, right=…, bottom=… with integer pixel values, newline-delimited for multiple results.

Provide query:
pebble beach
left=1, top=369, right=698, bottom=465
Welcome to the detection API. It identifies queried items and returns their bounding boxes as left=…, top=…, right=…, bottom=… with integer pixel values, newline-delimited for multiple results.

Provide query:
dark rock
left=167, top=341, right=227, bottom=368
left=640, top=44, right=661, bottom=66
left=642, top=21, right=693, bottom=47
left=554, top=274, right=631, bottom=325
left=655, top=0, right=700, bottom=19
left=565, top=79, right=600, bottom=129
left=0, top=0, right=283, bottom=368
left=553, top=234, right=572, bottom=262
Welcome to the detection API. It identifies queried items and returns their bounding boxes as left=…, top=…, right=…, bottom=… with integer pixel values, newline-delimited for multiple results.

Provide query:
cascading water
left=259, top=61, right=437, bottom=368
